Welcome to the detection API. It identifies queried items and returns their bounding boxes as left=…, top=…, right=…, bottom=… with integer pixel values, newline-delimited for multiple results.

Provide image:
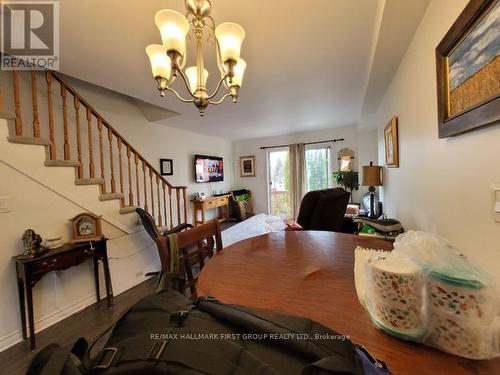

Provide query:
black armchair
left=296, top=188, right=350, bottom=232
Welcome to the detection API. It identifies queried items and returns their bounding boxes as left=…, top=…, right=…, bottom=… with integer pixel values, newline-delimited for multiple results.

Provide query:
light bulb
left=215, top=22, right=245, bottom=63
left=155, top=9, right=190, bottom=57
left=230, top=58, right=246, bottom=87
left=185, top=66, right=209, bottom=94
left=145, top=44, right=171, bottom=79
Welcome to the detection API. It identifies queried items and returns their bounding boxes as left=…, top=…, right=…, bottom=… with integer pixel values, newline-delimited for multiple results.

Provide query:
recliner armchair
left=295, top=188, right=350, bottom=232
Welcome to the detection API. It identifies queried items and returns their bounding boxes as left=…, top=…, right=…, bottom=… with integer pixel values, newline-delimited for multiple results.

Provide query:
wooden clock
left=69, top=212, right=103, bottom=243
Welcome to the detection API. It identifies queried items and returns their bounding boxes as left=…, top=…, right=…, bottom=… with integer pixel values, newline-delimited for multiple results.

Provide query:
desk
left=198, top=231, right=500, bottom=374
left=12, top=239, right=113, bottom=350
left=191, top=194, right=231, bottom=226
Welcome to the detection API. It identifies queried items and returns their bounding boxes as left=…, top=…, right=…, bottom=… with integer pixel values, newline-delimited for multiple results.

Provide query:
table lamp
left=361, top=162, right=383, bottom=219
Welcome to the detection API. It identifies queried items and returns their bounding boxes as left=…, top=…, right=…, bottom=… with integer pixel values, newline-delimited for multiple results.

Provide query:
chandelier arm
left=166, top=87, right=195, bottom=103
left=207, top=74, right=229, bottom=100
left=176, top=69, right=198, bottom=100
left=209, top=93, right=231, bottom=105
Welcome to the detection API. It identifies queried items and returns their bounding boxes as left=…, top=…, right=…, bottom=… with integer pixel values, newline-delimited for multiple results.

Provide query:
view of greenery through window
left=269, top=150, right=291, bottom=217
left=305, top=147, right=330, bottom=192
left=269, top=147, right=331, bottom=218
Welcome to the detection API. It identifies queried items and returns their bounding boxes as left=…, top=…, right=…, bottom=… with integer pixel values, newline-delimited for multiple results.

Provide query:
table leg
left=102, top=257, right=113, bottom=308
left=93, top=257, right=100, bottom=303
left=193, top=206, right=198, bottom=226
left=16, top=265, right=27, bottom=340
left=25, top=276, right=35, bottom=350
left=201, top=207, right=205, bottom=224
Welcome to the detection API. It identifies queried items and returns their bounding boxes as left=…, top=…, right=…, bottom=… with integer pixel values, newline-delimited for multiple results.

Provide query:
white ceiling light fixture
left=146, top=0, right=246, bottom=116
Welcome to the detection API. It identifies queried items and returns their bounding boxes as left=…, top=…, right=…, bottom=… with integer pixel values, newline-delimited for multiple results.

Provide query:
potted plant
left=332, top=171, right=359, bottom=203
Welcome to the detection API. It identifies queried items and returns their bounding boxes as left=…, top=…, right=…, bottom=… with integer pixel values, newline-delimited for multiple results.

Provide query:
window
left=268, top=149, right=291, bottom=217
left=305, top=146, right=331, bottom=192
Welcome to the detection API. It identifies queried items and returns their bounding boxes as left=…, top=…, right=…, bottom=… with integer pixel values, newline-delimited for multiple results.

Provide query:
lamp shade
left=155, top=9, right=190, bottom=57
left=185, top=66, right=209, bottom=94
left=215, top=22, right=245, bottom=62
left=361, top=163, right=383, bottom=186
left=228, top=58, right=246, bottom=87
left=145, top=44, right=171, bottom=79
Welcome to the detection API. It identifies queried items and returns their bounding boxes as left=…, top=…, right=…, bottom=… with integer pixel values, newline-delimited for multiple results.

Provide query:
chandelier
left=145, top=0, right=246, bottom=116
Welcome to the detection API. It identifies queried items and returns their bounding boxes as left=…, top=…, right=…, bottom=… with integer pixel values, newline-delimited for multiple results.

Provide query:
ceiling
left=56, top=0, right=429, bottom=140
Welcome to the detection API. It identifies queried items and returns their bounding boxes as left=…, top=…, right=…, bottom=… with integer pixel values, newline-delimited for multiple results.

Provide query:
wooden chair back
left=167, top=219, right=223, bottom=297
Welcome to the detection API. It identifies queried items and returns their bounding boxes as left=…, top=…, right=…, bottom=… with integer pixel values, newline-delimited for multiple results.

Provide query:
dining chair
left=165, top=219, right=223, bottom=297
left=135, top=207, right=193, bottom=275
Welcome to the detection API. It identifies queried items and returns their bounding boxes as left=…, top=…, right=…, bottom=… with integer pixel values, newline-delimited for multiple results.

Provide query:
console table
left=12, top=239, right=112, bottom=350
left=191, top=194, right=231, bottom=226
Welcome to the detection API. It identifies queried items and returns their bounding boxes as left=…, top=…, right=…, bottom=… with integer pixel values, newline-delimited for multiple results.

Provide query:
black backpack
left=27, top=289, right=390, bottom=375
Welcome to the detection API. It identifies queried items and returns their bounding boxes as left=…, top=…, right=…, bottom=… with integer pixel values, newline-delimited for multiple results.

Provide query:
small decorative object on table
left=160, top=158, right=173, bottom=176
left=42, top=235, right=64, bottom=249
left=22, top=229, right=44, bottom=257
left=69, top=212, right=103, bottom=243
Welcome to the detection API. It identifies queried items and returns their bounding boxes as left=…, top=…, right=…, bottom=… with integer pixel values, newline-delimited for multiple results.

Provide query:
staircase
left=0, top=63, right=188, bottom=231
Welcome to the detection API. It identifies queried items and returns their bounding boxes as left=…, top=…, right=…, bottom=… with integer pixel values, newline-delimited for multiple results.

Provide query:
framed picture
left=160, top=158, right=173, bottom=176
left=239, top=155, right=256, bottom=177
left=436, top=0, right=500, bottom=138
left=384, top=116, right=399, bottom=168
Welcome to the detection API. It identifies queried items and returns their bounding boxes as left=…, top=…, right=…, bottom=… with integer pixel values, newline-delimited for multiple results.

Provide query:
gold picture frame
left=436, top=0, right=500, bottom=137
left=239, top=155, right=256, bottom=177
left=384, top=116, right=399, bottom=168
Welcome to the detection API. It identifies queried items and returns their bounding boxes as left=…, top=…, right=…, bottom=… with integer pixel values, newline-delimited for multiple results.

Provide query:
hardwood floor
left=0, top=277, right=157, bottom=375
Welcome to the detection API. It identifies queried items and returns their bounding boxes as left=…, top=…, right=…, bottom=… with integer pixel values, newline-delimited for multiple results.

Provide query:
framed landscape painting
left=436, top=0, right=500, bottom=138
left=384, top=117, right=399, bottom=168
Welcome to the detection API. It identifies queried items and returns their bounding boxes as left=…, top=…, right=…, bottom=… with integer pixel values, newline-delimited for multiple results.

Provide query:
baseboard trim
left=0, top=288, right=106, bottom=352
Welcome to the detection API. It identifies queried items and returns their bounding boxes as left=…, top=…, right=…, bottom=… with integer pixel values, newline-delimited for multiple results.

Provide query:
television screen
left=195, top=155, right=224, bottom=183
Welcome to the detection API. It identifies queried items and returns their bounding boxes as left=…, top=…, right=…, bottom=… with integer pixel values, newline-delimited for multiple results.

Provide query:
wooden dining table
left=198, top=231, right=500, bottom=375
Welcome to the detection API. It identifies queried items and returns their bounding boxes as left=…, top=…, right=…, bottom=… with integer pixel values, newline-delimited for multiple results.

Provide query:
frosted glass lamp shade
left=145, top=44, right=171, bottom=78
left=215, top=22, right=245, bottom=62
left=228, top=58, right=246, bottom=87
left=155, top=9, right=189, bottom=56
left=185, top=66, right=209, bottom=94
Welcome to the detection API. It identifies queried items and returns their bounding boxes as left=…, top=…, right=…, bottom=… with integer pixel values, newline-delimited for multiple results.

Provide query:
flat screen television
left=195, top=154, right=224, bottom=183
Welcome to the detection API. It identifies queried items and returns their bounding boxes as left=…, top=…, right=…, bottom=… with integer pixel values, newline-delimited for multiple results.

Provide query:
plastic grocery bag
left=357, top=230, right=500, bottom=360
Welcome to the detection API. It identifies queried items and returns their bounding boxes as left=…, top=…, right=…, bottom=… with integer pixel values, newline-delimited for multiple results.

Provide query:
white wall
left=232, top=126, right=379, bottom=215
left=0, top=75, right=233, bottom=350
left=376, top=0, right=500, bottom=283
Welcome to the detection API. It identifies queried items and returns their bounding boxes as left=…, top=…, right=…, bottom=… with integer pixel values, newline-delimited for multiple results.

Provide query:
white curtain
left=289, top=143, right=306, bottom=219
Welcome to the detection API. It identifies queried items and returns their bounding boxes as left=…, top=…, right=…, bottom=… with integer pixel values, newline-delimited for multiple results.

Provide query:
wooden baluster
left=86, top=107, right=95, bottom=178
left=107, top=127, right=116, bottom=193
left=149, top=169, right=155, bottom=220
left=126, top=145, right=133, bottom=206
left=45, top=71, right=56, bottom=159
left=142, top=160, right=148, bottom=212
left=61, top=85, right=70, bottom=160
left=162, top=182, right=167, bottom=228
left=156, top=175, right=162, bottom=226
left=30, top=71, right=40, bottom=138
left=134, top=153, right=140, bottom=207
left=183, top=187, right=188, bottom=224
left=117, top=138, right=124, bottom=201
left=97, top=118, right=105, bottom=191
left=168, top=186, right=173, bottom=229
left=73, top=96, right=83, bottom=178
left=176, top=188, right=181, bottom=226
left=12, top=68, right=23, bottom=136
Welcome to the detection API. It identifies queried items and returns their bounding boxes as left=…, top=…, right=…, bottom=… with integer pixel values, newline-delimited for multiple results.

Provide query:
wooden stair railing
left=2, top=64, right=188, bottom=228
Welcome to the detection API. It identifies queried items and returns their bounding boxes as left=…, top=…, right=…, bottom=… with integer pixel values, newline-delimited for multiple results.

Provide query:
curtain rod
left=259, top=138, right=344, bottom=150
